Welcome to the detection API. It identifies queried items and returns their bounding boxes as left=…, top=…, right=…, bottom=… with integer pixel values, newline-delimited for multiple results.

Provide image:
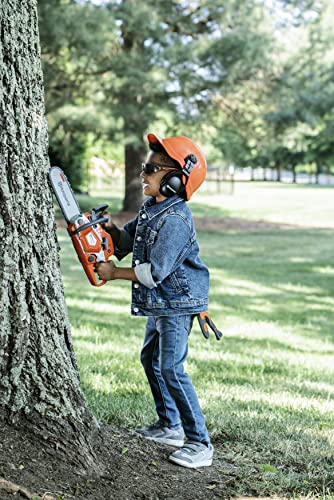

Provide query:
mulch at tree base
left=0, top=421, right=239, bottom=500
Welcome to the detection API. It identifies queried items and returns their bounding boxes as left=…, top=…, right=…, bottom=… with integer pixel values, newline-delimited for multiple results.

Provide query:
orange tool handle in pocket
left=197, top=312, right=223, bottom=340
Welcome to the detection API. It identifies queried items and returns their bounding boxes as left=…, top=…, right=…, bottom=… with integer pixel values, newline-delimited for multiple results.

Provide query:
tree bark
left=122, top=140, right=145, bottom=212
left=326, top=165, right=332, bottom=185
left=315, top=162, right=320, bottom=185
left=0, top=0, right=99, bottom=470
left=292, top=165, right=297, bottom=183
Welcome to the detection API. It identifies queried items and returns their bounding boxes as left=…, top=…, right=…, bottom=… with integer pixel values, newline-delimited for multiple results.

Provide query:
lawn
left=57, top=181, right=334, bottom=498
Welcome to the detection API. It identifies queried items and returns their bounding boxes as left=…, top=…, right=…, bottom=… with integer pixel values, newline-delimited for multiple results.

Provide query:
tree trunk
left=292, top=165, right=297, bottom=183
left=0, top=0, right=99, bottom=471
left=119, top=15, right=147, bottom=213
left=315, top=162, right=320, bottom=185
left=122, top=139, right=145, bottom=212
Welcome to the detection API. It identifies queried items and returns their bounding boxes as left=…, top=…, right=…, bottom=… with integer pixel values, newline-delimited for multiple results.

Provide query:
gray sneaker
left=169, top=440, right=214, bottom=468
left=135, top=421, right=185, bottom=447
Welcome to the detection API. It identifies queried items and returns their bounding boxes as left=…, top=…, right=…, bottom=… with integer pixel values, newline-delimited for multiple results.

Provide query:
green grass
left=58, top=181, right=334, bottom=498
left=194, top=180, right=334, bottom=228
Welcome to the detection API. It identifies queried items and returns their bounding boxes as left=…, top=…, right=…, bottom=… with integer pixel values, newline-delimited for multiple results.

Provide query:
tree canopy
left=37, top=0, right=334, bottom=209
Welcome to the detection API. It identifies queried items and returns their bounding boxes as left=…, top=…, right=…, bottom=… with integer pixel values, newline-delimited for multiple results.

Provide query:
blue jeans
left=140, top=315, right=210, bottom=444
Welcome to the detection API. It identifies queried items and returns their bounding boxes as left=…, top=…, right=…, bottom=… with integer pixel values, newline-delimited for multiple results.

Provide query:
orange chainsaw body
left=67, top=212, right=114, bottom=287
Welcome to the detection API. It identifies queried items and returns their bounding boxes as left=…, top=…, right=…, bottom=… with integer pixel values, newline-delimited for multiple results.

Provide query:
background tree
left=37, top=0, right=332, bottom=207
left=254, top=0, right=334, bottom=183
left=38, top=0, right=279, bottom=210
left=101, top=0, right=277, bottom=210
left=38, top=0, right=116, bottom=189
left=0, top=0, right=98, bottom=469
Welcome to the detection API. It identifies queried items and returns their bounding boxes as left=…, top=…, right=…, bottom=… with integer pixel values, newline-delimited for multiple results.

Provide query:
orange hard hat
left=147, top=133, right=207, bottom=200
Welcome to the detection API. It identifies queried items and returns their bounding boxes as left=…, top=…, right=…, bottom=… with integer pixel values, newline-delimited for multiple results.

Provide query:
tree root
left=0, top=477, right=57, bottom=500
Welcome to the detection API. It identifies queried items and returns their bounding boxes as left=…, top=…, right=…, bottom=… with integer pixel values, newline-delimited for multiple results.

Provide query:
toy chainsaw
left=49, top=166, right=114, bottom=287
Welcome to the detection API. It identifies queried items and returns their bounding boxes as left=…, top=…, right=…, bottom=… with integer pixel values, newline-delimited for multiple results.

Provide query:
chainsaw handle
left=70, top=216, right=109, bottom=235
left=90, top=273, right=107, bottom=287
left=85, top=256, right=108, bottom=287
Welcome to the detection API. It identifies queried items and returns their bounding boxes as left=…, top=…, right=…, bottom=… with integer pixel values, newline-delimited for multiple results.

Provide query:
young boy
left=96, top=133, right=214, bottom=468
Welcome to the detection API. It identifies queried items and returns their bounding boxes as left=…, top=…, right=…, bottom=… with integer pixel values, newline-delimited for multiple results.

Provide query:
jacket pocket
left=167, top=267, right=190, bottom=295
left=146, top=228, right=157, bottom=246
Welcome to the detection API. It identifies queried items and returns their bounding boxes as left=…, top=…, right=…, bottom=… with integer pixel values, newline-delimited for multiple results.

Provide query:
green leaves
left=38, top=0, right=334, bottom=200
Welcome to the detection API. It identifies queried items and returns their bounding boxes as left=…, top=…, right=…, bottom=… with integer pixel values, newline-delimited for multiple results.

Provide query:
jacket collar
left=142, top=195, right=184, bottom=220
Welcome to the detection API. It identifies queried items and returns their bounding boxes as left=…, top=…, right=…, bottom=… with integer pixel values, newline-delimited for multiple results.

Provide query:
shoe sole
left=168, top=456, right=213, bottom=468
left=135, top=433, right=184, bottom=448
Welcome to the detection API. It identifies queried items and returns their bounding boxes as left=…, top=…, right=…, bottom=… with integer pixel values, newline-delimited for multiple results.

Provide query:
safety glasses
left=141, top=162, right=179, bottom=175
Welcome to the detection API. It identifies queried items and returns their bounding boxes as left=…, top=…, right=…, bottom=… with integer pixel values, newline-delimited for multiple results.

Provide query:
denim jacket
left=114, top=195, right=209, bottom=316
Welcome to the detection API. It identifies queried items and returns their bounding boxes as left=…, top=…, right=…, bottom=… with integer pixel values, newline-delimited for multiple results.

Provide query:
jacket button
left=133, top=307, right=139, bottom=313
left=136, top=236, right=142, bottom=241
left=134, top=283, right=139, bottom=288
left=141, top=213, right=147, bottom=219
left=135, top=259, right=140, bottom=265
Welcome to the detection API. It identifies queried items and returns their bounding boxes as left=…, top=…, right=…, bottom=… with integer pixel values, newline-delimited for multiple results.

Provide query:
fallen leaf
left=259, top=464, right=278, bottom=473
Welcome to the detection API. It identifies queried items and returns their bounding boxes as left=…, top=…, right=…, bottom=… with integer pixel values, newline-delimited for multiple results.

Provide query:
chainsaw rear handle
left=70, top=216, right=109, bottom=235
left=79, top=252, right=107, bottom=287
left=86, top=259, right=107, bottom=287
left=69, top=236, right=112, bottom=287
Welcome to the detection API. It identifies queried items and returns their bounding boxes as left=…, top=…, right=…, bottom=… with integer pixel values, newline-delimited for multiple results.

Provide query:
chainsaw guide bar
left=49, top=166, right=81, bottom=223
left=49, top=166, right=114, bottom=286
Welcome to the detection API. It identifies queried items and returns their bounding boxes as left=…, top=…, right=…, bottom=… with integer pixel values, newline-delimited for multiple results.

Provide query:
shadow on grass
left=208, top=399, right=334, bottom=496
left=200, top=227, right=334, bottom=343
left=212, top=289, right=334, bottom=342
left=67, top=305, right=145, bottom=341
left=190, top=353, right=334, bottom=400
left=222, top=335, right=334, bottom=356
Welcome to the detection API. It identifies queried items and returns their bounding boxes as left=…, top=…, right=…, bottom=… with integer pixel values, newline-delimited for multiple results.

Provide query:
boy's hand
left=95, top=261, right=116, bottom=281
left=100, top=212, right=121, bottom=246
left=101, top=212, right=117, bottom=232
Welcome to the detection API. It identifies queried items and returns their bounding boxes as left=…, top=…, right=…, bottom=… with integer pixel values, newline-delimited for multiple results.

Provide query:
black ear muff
left=159, top=171, right=183, bottom=198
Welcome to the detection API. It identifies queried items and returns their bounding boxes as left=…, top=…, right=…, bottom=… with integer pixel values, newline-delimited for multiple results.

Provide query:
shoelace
left=147, top=421, right=165, bottom=430
left=182, top=441, right=206, bottom=453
